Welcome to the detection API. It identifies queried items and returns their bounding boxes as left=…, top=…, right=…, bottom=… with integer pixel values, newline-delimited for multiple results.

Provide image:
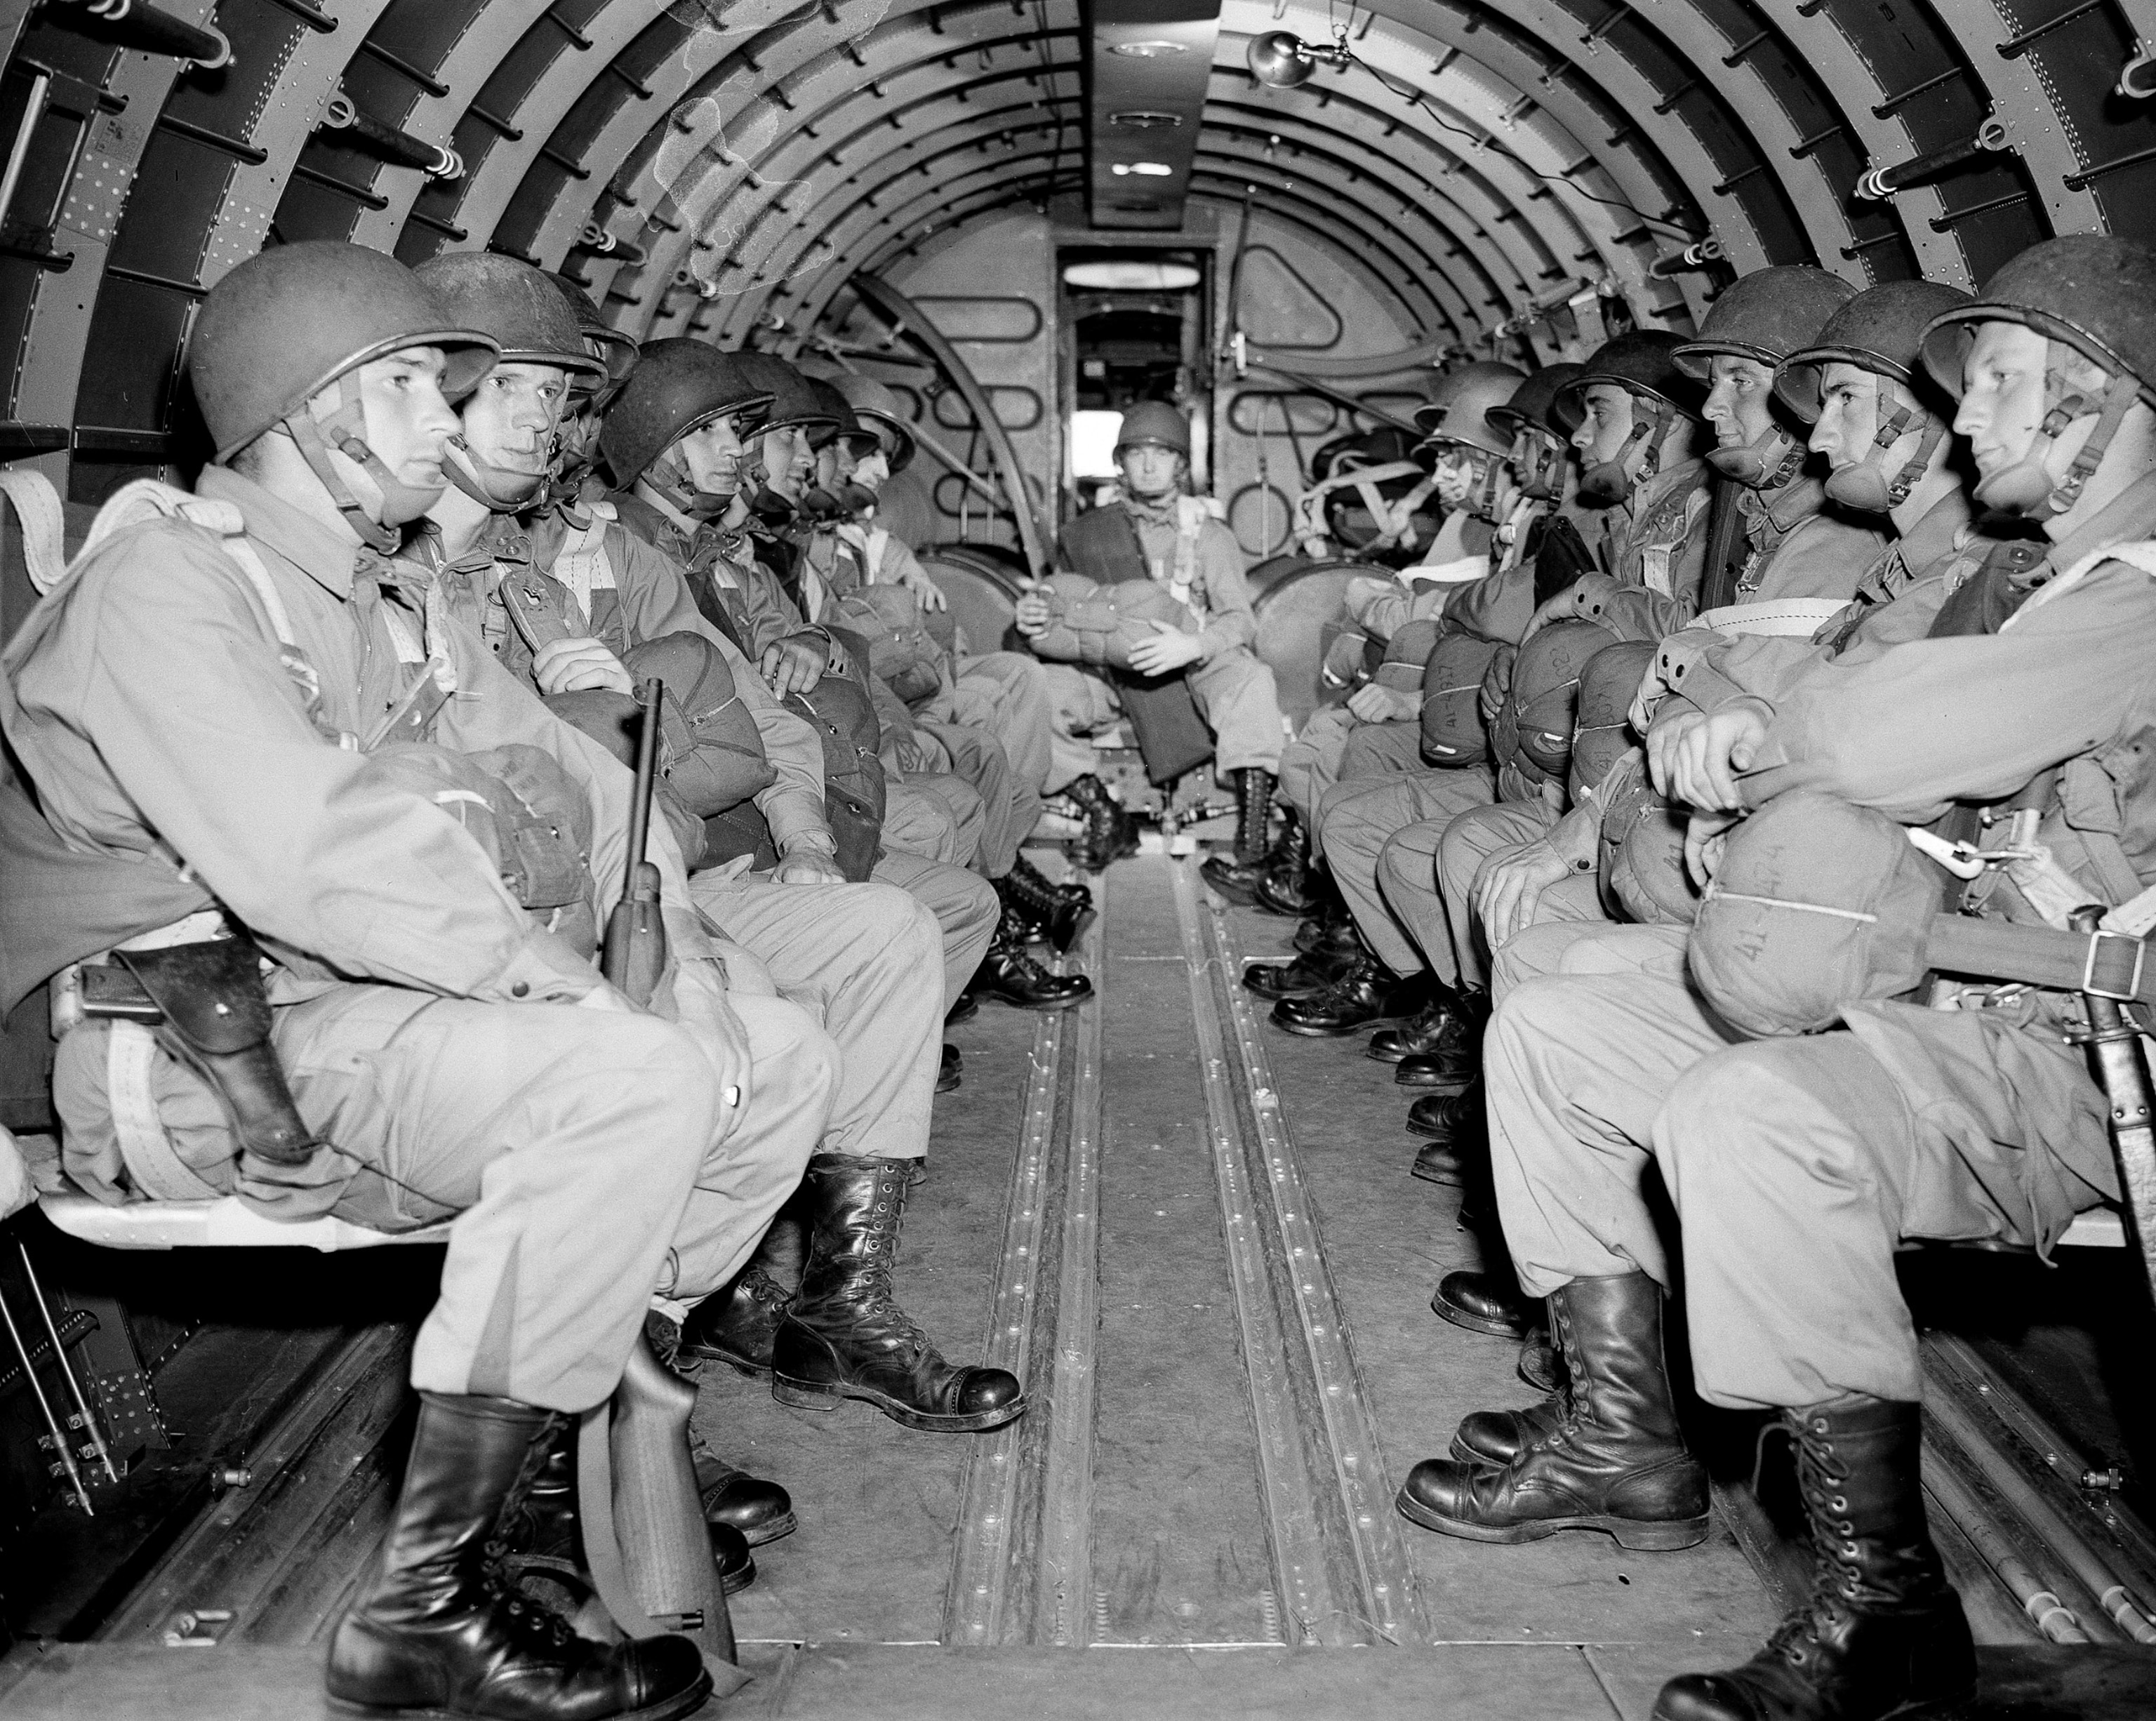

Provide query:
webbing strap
left=0, top=467, right=68, bottom=595
left=1925, top=915, right=2155, bottom=1004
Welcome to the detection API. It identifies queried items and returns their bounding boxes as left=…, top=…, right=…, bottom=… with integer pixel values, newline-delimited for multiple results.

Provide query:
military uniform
left=3, top=468, right=839, bottom=1414
left=1039, top=500, right=1284, bottom=787
left=1486, top=476, right=2156, bottom=1407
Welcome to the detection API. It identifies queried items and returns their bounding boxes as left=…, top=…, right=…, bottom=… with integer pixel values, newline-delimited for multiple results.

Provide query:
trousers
left=869, top=846, right=998, bottom=1007
left=945, top=651, right=1056, bottom=795
left=689, top=874, right=945, bottom=1162
left=1484, top=972, right=2117, bottom=1409
left=885, top=775, right=980, bottom=869
left=1279, top=711, right=1423, bottom=843
left=1315, top=767, right=1495, bottom=976
left=53, top=984, right=837, bottom=1414
left=919, top=716, right=1042, bottom=878
left=1042, top=646, right=1285, bottom=790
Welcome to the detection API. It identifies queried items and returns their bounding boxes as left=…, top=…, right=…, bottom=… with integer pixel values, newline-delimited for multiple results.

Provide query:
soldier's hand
left=533, top=637, right=634, bottom=697
left=1473, top=839, right=1576, bottom=948
left=1656, top=701, right=1770, bottom=812
left=771, top=846, right=847, bottom=886
left=1013, top=591, right=1053, bottom=635
left=896, top=562, right=948, bottom=611
left=762, top=636, right=825, bottom=696
left=1345, top=682, right=1418, bottom=724
left=1684, top=809, right=1739, bottom=887
left=1126, top=621, right=1206, bottom=677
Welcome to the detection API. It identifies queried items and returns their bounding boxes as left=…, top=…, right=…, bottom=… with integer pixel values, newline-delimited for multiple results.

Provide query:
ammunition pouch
left=105, top=927, right=321, bottom=1170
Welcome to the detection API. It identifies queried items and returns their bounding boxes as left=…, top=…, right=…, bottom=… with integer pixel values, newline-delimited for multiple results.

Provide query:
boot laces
left=1759, top=1416, right=1863, bottom=1664
left=480, top=1414, right=584, bottom=1648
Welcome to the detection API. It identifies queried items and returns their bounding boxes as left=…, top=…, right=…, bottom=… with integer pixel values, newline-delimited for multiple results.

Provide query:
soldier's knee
left=1661, top=1044, right=1795, bottom=1163
left=744, top=995, right=841, bottom=1111
left=1486, top=976, right=1580, bottom=1070
left=855, top=880, right=946, bottom=968
left=1377, top=829, right=1432, bottom=897
left=583, top=1014, right=732, bottom=1148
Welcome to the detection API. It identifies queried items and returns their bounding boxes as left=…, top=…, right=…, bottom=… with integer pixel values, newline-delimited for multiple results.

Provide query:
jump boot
left=677, top=1242, right=797, bottom=1378
left=1011, top=852, right=1093, bottom=914
left=510, top=1424, right=760, bottom=1592
left=1251, top=806, right=1318, bottom=917
left=1432, top=1268, right=1539, bottom=1341
left=1653, top=1397, right=1975, bottom=1721
left=1368, top=981, right=1470, bottom=1063
left=1396, top=1272, right=1710, bottom=1550
left=1242, top=930, right=1363, bottom=1001
left=772, top=1154, right=1029, bottom=1432
left=1199, top=768, right=1279, bottom=904
left=966, top=907, right=1094, bottom=1009
left=326, top=1394, right=711, bottom=1721
left=1392, top=988, right=1491, bottom=1089
left=1063, top=773, right=1139, bottom=872
left=1270, top=952, right=1425, bottom=1037
left=640, top=1310, right=795, bottom=1550
left=995, top=864, right=1094, bottom=954
left=1406, top=1078, right=1485, bottom=1185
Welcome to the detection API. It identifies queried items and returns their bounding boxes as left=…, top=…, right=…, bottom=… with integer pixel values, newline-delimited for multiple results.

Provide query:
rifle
left=601, top=678, right=667, bottom=1006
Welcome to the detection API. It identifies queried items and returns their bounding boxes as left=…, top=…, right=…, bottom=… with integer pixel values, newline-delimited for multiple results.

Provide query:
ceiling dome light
left=1246, top=30, right=1351, bottom=90
left=1063, top=261, right=1203, bottom=290
left=1110, top=39, right=1187, bottom=56
left=1110, top=161, right=1176, bottom=177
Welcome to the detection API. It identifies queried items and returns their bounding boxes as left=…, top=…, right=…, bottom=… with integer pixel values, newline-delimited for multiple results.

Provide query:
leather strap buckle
left=2082, top=926, right=2147, bottom=1002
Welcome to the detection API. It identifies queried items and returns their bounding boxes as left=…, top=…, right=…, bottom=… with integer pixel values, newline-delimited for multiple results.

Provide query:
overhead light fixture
left=1108, top=110, right=1181, bottom=128
left=1110, top=39, right=1187, bottom=56
left=1063, top=261, right=1203, bottom=290
left=1246, top=29, right=1352, bottom=91
left=1110, top=161, right=1175, bottom=177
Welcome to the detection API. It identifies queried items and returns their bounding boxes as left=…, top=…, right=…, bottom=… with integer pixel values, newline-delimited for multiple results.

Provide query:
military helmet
left=415, top=253, right=606, bottom=386
left=733, top=352, right=839, bottom=437
left=1114, top=399, right=1191, bottom=456
left=801, top=375, right=879, bottom=457
left=1774, top=279, right=1973, bottom=423
left=1672, top=267, right=1858, bottom=378
left=189, top=241, right=498, bottom=463
left=1489, top=363, right=1586, bottom=441
left=1919, top=234, right=2156, bottom=406
left=597, top=338, right=775, bottom=486
left=548, top=272, right=639, bottom=386
left=1414, top=361, right=1526, bottom=457
left=1555, top=332, right=1708, bottom=427
left=808, top=368, right=917, bottom=472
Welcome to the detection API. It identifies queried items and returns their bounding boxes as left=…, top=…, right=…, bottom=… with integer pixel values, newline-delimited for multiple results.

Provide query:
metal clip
left=2082, top=926, right=2148, bottom=1003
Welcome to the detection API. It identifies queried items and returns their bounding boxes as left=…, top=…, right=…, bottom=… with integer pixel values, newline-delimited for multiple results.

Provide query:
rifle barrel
left=627, top=678, right=663, bottom=877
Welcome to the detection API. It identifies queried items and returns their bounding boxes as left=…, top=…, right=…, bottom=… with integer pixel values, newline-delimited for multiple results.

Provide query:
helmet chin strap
left=1822, top=401, right=1947, bottom=514
left=1517, top=436, right=1564, bottom=500
left=1705, top=422, right=1805, bottom=489
left=443, top=437, right=546, bottom=514
left=839, top=481, right=879, bottom=513
left=647, top=446, right=732, bottom=521
left=799, top=485, right=847, bottom=523
left=281, top=371, right=431, bottom=554
left=1973, top=346, right=2138, bottom=519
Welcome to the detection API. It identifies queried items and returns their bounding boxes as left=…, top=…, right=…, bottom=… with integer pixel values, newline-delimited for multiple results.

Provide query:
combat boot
left=326, top=1394, right=711, bottom=1721
left=1064, top=773, right=1139, bottom=871
left=1251, top=808, right=1317, bottom=917
left=1270, top=953, right=1425, bottom=1037
left=994, top=865, right=1093, bottom=954
left=1431, top=1268, right=1538, bottom=1341
left=641, top=1310, right=795, bottom=1551
left=677, top=1260, right=794, bottom=1377
left=506, top=1425, right=762, bottom=1591
left=1367, top=983, right=1468, bottom=1063
left=1242, top=941, right=1360, bottom=1000
left=1408, top=1081, right=1485, bottom=1185
left=966, top=912, right=1095, bottom=1009
left=1010, top=852, right=1092, bottom=913
left=1518, top=1322, right=1562, bottom=1394
left=1396, top=1273, right=1710, bottom=1550
left=1393, top=988, right=1491, bottom=1089
left=938, top=1044, right=962, bottom=1093
left=1199, top=768, right=1279, bottom=903
left=1653, top=1398, right=1975, bottom=1721
left=773, top=1155, right=1029, bottom=1433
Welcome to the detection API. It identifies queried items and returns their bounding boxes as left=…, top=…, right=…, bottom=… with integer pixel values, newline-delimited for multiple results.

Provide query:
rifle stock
left=601, top=677, right=667, bottom=1005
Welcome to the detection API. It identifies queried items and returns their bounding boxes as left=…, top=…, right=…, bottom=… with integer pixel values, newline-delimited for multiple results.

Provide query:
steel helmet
left=1414, top=361, right=1526, bottom=457
left=801, top=375, right=879, bottom=458
left=1919, top=236, right=2156, bottom=517
left=187, top=241, right=498, bottom=550
left=415, top=253, right=606, bottom=385
left=1672, top=267, right=1858, bottom=378
left=1558, top=333, right=1705, bottom=505
left=732, top=352, right=838, bottom=437
left=1114, top=399, right=1191, bottom=456
left=597, top=338, right=774, bottom=496
left=799, top=363, right=917, bottom=472
left=548, top=272, right=639, bottom=387
left=189, top=241, right=498, bottom=462
left=1489, top=363, right=1586, bottom=442
left=1776, top=280, right=1972, bottom=514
